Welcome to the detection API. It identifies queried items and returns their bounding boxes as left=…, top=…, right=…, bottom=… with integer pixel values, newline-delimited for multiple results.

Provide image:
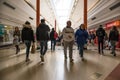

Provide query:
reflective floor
left=0, top=44, right=120, bottom=80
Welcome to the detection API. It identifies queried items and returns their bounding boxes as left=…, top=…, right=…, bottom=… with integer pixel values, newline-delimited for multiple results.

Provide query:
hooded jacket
left=21, top=24, right=35, bottom=42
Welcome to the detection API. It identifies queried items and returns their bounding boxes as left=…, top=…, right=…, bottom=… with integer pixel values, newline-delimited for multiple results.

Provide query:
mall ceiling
left=0, top=0, right=119, bottom=31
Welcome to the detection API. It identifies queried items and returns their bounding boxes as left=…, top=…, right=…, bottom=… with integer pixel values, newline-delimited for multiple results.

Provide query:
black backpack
left=98, top=31, right=104, bottom=37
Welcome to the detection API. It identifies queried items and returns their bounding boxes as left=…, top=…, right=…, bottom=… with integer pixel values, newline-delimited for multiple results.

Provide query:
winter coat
left=21, top=24, right=35, bottom=42
left=50, top=30, right=55, bottom=40
left=75, top=29, right=88, bottom=45
left=36, top=23, right=50, bottom=41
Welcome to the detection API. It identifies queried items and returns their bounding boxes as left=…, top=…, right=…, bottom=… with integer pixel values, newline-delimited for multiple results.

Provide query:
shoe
left=113, top=54, right=116, bottom=57
left=70, top=59, right=74, bottom=62
left=16, top=50, right=19, bottom=54
left=40, top=55, right=44, bottom=62
left=81, top=57, right=84, bottom=61
left=26, top=58, right=30, bottom=62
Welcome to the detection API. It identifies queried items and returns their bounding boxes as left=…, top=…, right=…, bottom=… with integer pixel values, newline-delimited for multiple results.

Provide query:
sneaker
left=81, top=57, right=84, bottom=61
left=26, top=58, right=30, bottom=62
left=113, top=54, right=116, bottom=57
left=70, top=59, right=74, bottom=62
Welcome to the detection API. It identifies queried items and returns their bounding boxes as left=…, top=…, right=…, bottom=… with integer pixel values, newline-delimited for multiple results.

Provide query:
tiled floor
left=0, top=45, right=120, bottom=80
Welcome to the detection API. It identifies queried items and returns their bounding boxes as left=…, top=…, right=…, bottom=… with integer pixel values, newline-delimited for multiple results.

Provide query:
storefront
left=105, top=20, right=120, bottom=48
left=0, top=24, right=14, bottom=46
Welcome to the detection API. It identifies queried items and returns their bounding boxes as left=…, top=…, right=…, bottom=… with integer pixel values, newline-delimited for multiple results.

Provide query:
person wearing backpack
left=96, top=25, right=105, bottom=54
left=109, top=26, right=119, bottom=56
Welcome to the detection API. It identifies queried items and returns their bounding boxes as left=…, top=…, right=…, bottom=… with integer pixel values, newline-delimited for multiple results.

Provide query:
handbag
left=31, top=44, right=35, bottom=53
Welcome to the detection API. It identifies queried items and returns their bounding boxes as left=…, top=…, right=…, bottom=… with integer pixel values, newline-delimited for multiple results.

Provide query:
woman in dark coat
left=75, top=24, right=88, bottom=61
left=21, top=21, right=35, bottom=62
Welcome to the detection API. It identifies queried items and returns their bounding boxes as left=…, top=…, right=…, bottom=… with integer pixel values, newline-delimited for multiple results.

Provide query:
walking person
left=62, top=20, right=74, bottom=62
left=21, top=21, right=35, bottom=62
left=109, top=26, right=119, bottom=56
left=96, top=25, right=105, bottom=55
left=13, top=26, right=20, bottom=54
left=50, top=28, right=58, bottom=51
left=75, top=24, right=88, bottom=61
left=36, top=19, right=50, bottom=62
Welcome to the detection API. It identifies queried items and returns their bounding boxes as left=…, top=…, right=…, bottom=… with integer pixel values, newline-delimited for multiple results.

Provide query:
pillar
left=84, top=0, right=87, bottom=29
left=36, top=0, right=40, bottom=27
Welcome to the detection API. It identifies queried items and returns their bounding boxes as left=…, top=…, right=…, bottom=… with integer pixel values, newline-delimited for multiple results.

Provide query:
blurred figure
left=75, top=24, right=88, bottom=61
left=13, top=26, right=20, bottom=54
left=36, top=19, right=50, bottom=62
left=62, top=20, right=74, bottom=62
left=21, top=21, right=35, bottom=62
left=50, top=28, right=58, bottom=51
left=91, top=32, right=96, bottom=45
left=109, top=26, right=119, bottom=56
left=96, top=25, right=105, bottom=55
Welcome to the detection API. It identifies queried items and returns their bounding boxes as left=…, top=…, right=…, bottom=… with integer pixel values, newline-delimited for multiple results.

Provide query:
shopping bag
left=31, top=44, right=35, bottom=53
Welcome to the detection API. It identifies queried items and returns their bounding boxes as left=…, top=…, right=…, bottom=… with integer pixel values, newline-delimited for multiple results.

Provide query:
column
left=84, top=0, right=87, bottom=29
left=36, top=0, right=40, bottom=27
left=55, top=19, right=56, bottom=31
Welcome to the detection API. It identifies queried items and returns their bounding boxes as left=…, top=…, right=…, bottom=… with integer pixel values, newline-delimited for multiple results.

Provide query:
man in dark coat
left=109, top=26, right=119, bottom=56
left=96, top=25, right=105, bottom=54
left=36, top=19, right=50, bottom=62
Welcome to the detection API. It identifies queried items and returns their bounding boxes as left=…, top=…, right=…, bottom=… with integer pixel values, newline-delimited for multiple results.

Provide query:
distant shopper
left=13, top=26, right=20, bottom=54
left=21, top=21, right=35, bottom=62
left=75, top=24, right=88, bottom=61
left=36, top=19, right=50, bottom=62
left=91, top=32, right=96, bottom=45
left=109, top=26, right=119, bottom=56
left=96, top=25, right=105, bottom=54
left=62, top=20, right=74, bottom=62
left=50, top=28, right=58, bottom=51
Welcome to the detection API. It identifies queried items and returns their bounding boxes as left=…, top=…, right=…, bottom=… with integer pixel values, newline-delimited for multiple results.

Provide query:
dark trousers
left=98, top=40, right=104, bottom=53
left=78, top=44, right=84, bottom=57
left=51, top=40, right=56, bottom=51
left=15, top=45, right=20, bottom=53
left=40, top=40, right=48, bottom=56
left=24, top=40, right=31, bottom=59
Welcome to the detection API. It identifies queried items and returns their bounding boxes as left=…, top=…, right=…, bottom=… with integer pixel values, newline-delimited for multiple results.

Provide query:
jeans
left=51, top=40, right=56, bottom=51
left=24, top=40, right=31, bottom=59
left=78, top=44, right=84, bottom=57
left=98, top=39, right=104, bottom=53
left=40, top=40, right=48, bottom=56
left=111, top=40, right=116, bottom=54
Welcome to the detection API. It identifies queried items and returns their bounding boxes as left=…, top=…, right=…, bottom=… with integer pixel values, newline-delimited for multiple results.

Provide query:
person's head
left=79, top=24, right=85, bottom=30
left=52, top=28, right=54, bottom=31
left=66, top=20, right=71, bottom=27
left=99, top=25, right=102, bottom=28
left=41, top=19, right=45, bottom=23
left=112, top=26, right=117, bottom=30
left=15, top=26, right=19, bottom=31
left=25, top=21, right=31, bottom=25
